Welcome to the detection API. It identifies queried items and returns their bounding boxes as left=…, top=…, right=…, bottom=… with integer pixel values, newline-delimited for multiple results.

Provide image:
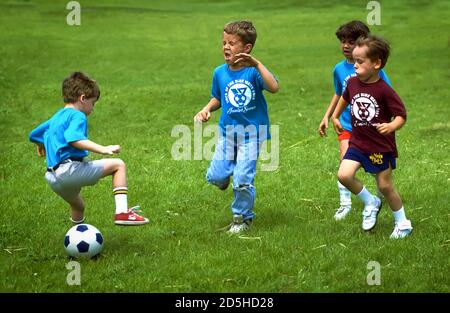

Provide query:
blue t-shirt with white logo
left=211, top=64, right=272, bottom=142
left=333, top=60, right=391, bottom=131
left=29, top=108, right=88, bottom=167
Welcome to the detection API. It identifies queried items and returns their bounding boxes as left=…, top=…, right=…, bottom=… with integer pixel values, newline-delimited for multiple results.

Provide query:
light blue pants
left=206, top=136, right=260, bottom=221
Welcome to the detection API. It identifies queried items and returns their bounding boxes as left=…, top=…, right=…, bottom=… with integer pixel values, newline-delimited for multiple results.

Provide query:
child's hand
left=194, top=109, right=211, bottom=123
left=234, top=53, right=260, bottom=67
left=36, top=144, right=46, bottom=157
left=332, top=118, right=343, bottom=135
left=318, top=118, right=329, bottom=137
left=103, top=145, right=121, bottom=155
left=376, top=123, right=395, bottom=135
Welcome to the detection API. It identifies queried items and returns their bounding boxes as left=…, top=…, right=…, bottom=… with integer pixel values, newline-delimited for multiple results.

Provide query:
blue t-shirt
left=29, top=108, right=88, bottom=167
left=211, top=64, right=272, bottom=142
left=333, top=60, right=391, bottom=131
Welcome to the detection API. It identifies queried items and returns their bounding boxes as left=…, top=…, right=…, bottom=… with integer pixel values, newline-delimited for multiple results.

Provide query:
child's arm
left=234, top=53, right=279, bottom=93
left=70, top=140, right=120, bottom=155
left=29, top=120, right=50, bottom=144
left=331, top=96, right=348, bottom=135
left=194, top=97, right=221, bottom=123
left=376, top=116, right=406, bottom=135
left=30, top=120, right=50, bottom=157
left=318, top=94, right=340, bottom=137
left=36, top=144, right=46, bottom=157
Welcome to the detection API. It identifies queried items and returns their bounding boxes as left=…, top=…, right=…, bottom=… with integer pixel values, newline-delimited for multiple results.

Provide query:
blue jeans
left=206, top=136, right=260, bottom=221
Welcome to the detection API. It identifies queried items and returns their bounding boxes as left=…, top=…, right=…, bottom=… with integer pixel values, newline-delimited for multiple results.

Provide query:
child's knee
left=337, top=170, right=351, bottom=185
left=232, top=183, right=253, bottom=192
left=116, top=158, right=126, bottom=168
left=378, top=182, right=393, bottom=195
left=206, top=169, right=229, bottom=186
left=110, top=158, right=126, bottom=172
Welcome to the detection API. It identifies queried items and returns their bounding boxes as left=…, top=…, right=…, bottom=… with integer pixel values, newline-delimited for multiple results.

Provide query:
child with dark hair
left=332, top=35, right=413, bottom=239
left=29, top=72, right=149, bottom=226
left=318, top=20, right=391, bottom=222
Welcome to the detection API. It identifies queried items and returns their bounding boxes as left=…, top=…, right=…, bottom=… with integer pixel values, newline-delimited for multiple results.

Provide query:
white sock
left=338, top=181, right=352, bottom=207
left=357, top=186, right=375, bottom=206
left=113, top=187, right=128, bottom=214
left=392, top=207, right=407, bottom=223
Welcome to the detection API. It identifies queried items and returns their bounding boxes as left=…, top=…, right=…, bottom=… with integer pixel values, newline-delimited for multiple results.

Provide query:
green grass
left=0, top=0, right=449, bottom=292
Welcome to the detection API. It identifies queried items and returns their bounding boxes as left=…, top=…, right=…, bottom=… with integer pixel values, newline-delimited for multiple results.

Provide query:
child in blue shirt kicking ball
left=30, top=72, right=149, bottom=226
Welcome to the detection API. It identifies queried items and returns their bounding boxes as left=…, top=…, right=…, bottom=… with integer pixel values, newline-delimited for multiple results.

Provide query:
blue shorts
left=343, top=147, right=396, bottom=174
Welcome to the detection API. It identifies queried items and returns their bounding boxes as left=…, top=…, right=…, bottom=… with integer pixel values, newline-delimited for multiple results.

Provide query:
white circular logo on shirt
left=227, top=82, right=252, bottom=108
left=352, top=95, right=378, bottom=122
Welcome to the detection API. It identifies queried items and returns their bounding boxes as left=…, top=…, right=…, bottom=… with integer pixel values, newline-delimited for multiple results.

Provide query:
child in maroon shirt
left=332, top=35, right=413, bottom=239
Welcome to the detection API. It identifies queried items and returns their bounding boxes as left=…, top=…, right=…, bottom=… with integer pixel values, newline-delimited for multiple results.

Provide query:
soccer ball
left=64, top=224, right=104, bottom=259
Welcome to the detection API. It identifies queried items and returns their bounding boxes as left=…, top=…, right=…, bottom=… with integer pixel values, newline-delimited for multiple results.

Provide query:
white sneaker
left=227, top=215, right=252, bottom=234
left=362, top=196, right=382, bottom=231
left=334, top=206, right=352, bottom=221
left=390, top=220, right=413, bottom=239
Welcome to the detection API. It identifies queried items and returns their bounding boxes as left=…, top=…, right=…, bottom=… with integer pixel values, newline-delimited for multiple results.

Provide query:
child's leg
left=336, top=138, right=352, bottom=214
left=230, top=141, right=259, bottom=222
left=101, top=158, right=148, bottom=225
left=338, top=158, right=379, bottom=206
left=375, top=166, right=403, bottom=212
left=102, top=158, right=128, bottom=214
left=338, top=159, right=382, bottom=231
left=66, top=194, right=85, bottom=224
left=337, top=159, right=363, bottom=194
left=376, top=166, right=412, bottom=238
left=206, top=136, right=235, bottom=189
left=339, top=138, right=350, bottom=160
left=102, top=158, right=126, bottom=187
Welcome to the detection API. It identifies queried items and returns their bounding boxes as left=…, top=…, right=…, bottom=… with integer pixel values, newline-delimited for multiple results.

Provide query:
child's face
left=352, top=45, right=381, bottom=82
left=340, top=38, right=356, bottom=60
left=222, top=32, right=251, bottom=65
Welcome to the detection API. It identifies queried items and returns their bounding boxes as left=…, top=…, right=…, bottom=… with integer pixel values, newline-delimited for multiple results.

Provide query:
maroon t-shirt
left=342, top=77, right=407, bottom=157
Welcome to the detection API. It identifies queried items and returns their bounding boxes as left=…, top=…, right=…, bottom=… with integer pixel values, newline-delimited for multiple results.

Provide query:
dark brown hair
left=356, top=35, right=390, bottom=68
left=62, top=72, right=100, bottom=103
left=223, top=20, right=257, bottom=46
left=335, top=20, right=370, bottom=41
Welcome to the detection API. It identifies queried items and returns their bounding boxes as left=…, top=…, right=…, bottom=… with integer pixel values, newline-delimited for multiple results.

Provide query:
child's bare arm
left=376, top=116, right=406, bottom=135
left=70, top=140, right=120, bottom=155
left=194, top=97, right=221, bottom=123
left=318, top=94, right=340, bottom=137
left=234, top=53, right=279, bottom=93
left=331, top=97, right=348, bottom=135
left=36, top=144, right=46, bottom=157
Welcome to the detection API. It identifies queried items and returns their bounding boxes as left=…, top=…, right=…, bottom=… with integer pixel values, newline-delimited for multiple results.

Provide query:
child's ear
left=244, top=43, right=253, bottom=53
left=79, top=94, right=86, bottom=102
left=374, top=59, right=382, bottom=70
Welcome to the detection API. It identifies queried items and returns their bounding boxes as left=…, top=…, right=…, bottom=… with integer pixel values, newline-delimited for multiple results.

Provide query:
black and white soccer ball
left=64, top=224, right=104, bottom=258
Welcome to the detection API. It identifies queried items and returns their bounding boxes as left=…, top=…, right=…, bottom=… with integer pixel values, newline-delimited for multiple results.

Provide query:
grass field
left=0, top=0, right=449, bottom=292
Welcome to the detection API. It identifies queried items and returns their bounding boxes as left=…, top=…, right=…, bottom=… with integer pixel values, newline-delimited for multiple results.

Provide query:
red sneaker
left=115, top=206, right=149, bottom=226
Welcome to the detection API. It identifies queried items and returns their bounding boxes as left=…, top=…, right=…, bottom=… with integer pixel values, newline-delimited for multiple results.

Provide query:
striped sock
left=113, top=187, right=128, bottom=214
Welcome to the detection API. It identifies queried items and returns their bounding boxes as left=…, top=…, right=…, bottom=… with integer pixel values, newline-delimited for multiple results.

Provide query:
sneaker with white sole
left=334, top=205, right=352, bottom=221
left=227, top=215, right=252, bottom=234
left=362, top=196, right=382, bottom=231
left=390, top=220, right=413, bottom=239
left=115, top=206, right=149, bottom=226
